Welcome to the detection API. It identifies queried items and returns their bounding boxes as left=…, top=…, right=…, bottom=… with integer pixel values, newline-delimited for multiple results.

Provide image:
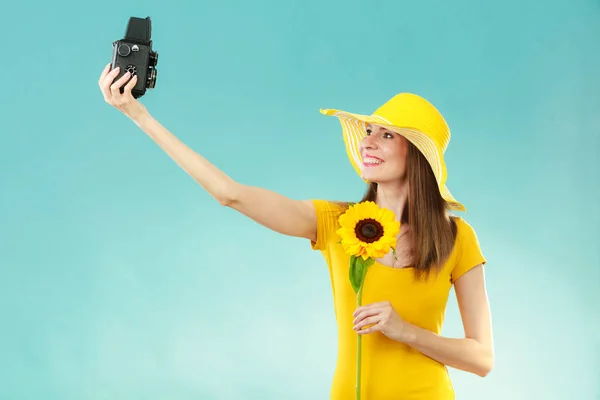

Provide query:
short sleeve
left=310, top=199, right=346, bottom=252
left=451, top=218, right=487, bottom=283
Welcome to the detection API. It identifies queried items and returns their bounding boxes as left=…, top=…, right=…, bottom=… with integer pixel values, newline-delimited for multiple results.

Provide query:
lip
left=363, top=154, right=383, bottom=161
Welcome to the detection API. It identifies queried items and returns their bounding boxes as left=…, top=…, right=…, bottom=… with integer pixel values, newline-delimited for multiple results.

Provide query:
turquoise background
left=1, top=0, right=599, bottom=399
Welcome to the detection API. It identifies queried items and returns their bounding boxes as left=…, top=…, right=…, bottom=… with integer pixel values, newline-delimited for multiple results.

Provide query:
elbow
left=474, top=350, right=494, bottom=377
left=216, top=182, right=240, bottom=207
left=218, top=194, right=234, bottom=207
left=476, top=364, right=493, bottom=378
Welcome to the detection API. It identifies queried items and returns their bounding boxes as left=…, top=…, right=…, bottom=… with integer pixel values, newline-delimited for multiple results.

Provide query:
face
left=359, top=124, right=409, bottom=183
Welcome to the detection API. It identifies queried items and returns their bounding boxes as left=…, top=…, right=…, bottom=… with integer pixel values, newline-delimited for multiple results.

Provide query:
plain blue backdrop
left=1, top=0, right=599, bottom=399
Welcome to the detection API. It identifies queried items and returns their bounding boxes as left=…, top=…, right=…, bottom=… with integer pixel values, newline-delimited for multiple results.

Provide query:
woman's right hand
left=98, top=63, right=148, bottom=121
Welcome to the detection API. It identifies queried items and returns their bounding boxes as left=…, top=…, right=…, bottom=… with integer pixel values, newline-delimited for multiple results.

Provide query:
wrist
left=125, top=101, right=150, bottom=125
left=399, top=322, right=418, bottom=345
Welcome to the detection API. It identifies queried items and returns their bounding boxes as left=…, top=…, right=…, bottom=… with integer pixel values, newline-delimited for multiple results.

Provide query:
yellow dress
left=310, top=200, right=487, bottom=400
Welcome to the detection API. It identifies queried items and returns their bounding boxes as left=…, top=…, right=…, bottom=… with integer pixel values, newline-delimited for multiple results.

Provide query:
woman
left=98, top=65, right=494, bottom=399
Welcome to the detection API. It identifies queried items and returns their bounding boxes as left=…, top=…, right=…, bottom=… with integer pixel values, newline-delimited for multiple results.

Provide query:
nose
left=360, top=132, right=378, bottom=151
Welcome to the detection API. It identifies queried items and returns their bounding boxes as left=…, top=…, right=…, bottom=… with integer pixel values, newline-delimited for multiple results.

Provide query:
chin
left=362, top=171, right=402, bottom=184
left=361, top=164, right=403, bottom=182
left=361, top=172, right=385, bottom=183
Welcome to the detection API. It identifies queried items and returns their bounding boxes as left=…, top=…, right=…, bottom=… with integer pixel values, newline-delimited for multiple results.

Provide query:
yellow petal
left=336, top=200, right=403, bottom=258
left=347, top=243, right=362, bottom=255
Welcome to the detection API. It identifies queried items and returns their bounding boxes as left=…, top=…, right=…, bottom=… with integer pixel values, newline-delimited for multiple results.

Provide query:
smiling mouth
left=363, top=157, right=383, bottom=166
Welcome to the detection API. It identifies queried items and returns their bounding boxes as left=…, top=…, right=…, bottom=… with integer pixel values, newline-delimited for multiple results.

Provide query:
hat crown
left=372, top=93, right=451, bottom=152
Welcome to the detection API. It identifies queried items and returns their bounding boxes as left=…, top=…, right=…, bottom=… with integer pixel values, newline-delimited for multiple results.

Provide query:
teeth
left=364, top=157, right=382, bottom=164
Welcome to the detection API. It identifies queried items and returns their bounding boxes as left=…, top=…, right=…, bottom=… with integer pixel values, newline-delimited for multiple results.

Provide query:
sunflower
left=336, top=201, right=400, bottom=400
left=336, top=201, right=400, bottom=261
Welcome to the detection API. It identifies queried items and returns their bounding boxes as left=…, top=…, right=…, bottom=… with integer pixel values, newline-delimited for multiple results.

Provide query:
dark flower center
left=355, top=218, right=384, bottom=243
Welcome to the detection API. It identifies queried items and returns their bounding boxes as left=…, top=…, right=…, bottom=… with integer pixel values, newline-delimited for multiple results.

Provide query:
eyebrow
left=366, top=124, right=387, bottom=132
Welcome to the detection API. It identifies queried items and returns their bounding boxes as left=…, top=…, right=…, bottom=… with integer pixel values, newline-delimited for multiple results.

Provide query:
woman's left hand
left=353, top=301, right=411, bottom=343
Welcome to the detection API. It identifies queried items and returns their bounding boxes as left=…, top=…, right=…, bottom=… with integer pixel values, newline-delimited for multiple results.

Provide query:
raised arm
left=98, top=64, right=317, bottom=242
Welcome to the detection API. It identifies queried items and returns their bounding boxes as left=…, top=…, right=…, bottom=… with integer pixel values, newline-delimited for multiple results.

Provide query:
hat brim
left=321, top=108, right=466, bottom=212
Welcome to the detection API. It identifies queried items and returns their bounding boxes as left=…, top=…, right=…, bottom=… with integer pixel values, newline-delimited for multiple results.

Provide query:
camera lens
left=147, top=68, right=157, bottom=88
left=149, top=51, right=158, bottom=67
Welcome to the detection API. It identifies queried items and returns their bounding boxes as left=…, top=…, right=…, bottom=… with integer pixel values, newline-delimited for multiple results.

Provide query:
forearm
left=402, top=323, right=493, bottom=377
left=131, top=110, right=237, bottom=204
left=121, top=107, right=317, bottom=240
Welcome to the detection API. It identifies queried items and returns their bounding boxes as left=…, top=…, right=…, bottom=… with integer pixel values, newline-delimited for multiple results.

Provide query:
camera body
left=110, top=16, right=158, bottom=99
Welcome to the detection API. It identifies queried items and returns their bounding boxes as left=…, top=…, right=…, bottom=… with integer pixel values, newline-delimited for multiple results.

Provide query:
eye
left=383, top=132, right=394, bottom=139
left=365, top=128, right=372, bottom=135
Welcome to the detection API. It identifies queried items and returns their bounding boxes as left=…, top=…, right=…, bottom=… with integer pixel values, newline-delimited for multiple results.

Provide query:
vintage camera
left=110, top=16, right=158, bottom=99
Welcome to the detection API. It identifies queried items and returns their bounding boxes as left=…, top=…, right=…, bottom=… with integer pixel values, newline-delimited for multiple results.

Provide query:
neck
left=375, top=180, right=408, bottom=222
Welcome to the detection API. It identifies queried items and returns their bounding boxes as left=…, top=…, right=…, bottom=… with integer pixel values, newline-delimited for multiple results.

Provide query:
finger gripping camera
left=111, top=16, right=158, bottom=98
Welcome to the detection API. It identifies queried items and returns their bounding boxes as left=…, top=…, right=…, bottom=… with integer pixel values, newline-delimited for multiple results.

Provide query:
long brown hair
left=359, top=141, right=458, bottom=280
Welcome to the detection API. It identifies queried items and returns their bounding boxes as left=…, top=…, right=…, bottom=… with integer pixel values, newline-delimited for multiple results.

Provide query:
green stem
left=356, top=284, right=363, bottom=400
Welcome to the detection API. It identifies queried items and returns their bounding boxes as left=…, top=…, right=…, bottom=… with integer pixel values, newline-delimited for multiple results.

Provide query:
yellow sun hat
left=320, top=92, right=466, bottom=212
